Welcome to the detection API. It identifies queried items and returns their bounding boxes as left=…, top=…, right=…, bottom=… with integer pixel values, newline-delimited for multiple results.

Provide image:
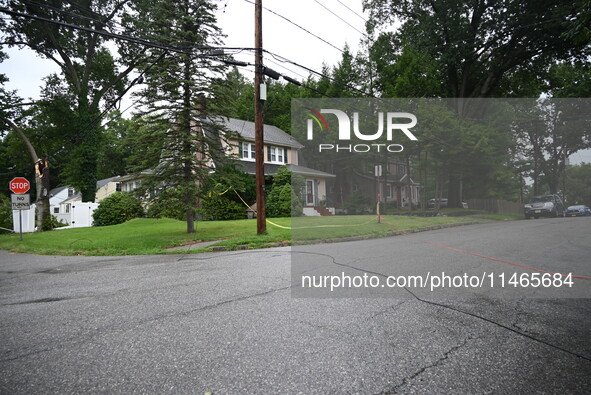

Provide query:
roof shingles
left=217, top=117, right=303, bottom=149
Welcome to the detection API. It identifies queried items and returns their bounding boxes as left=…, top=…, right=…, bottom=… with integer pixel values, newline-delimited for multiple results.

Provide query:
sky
left=1, top=0, right=589, bottom=164
left=0, top=0, right=368, bottom=101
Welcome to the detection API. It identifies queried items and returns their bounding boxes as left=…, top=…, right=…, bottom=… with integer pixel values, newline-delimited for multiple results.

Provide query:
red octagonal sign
left=9, top=177, right=30, bottom=194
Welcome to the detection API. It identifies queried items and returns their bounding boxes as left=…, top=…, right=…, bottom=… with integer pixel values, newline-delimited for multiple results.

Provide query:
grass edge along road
left=0, top=214, right=517, bottom=256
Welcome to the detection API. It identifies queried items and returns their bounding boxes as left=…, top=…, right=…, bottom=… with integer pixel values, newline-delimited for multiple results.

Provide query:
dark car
left=427, top=198, right=448, bottom=209
left=524, top=194, right=565, bottom=219
left=565, top=205, right=591, bottom=217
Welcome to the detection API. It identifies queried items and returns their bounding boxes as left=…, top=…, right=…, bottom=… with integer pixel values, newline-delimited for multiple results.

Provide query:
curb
left=291, top=220, right=480, bottom=246
left=204, top=220, right=481, bottom=252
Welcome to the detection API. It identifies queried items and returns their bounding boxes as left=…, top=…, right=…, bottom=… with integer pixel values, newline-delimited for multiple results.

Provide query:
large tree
left=1, top=0, right=138, bottom=201
left=515, top=98, right=591, bottom=195
left=124, top=0, right=226, bottom=233
left=564, top=163, right=591, bottom=205
left=363, top=0, right=591, bottom=206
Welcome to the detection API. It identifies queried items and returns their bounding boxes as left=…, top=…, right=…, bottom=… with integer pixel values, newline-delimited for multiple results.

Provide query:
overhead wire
left=241, top=0, right=345, bottom=54
left=311, top=0, right=368, bottom=37
left=3, top=1, right=516, bottom=153
left=261, top=48, right=456, bottom=150
left=19, top=0, right=129, bottom=33
left=262, top=55, right=309, bottom=81
left=0, top=9, right=260, bottom=176
left=0, top=6, right=252, bottom=56
left=334, top=0, right=367, bottom=22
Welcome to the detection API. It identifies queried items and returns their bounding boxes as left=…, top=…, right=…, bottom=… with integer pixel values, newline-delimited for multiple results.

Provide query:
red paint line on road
left=383, top=221, right=591, bottom=280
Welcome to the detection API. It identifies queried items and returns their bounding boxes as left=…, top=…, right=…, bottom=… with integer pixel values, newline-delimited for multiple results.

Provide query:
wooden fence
left=466, top=199, right=523, bottom=215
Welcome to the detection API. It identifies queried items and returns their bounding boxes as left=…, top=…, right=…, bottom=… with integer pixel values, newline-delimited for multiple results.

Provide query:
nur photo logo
left=305, top=107, right=418, bottom=153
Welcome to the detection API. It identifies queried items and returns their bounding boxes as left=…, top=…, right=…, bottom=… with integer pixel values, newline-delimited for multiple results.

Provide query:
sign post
left=375, top=165, right=382, bottom=224
left=10, top=177, right=31, bottom=241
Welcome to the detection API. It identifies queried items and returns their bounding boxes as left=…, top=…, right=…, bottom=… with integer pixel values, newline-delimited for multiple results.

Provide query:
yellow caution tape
left=266, top=216, right=379, bottom=230
left=211, top=184, right=381, bottom=231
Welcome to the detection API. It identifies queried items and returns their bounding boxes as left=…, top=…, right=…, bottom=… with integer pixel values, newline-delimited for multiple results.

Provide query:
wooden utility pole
left=254, top=0, right=266, bottom=234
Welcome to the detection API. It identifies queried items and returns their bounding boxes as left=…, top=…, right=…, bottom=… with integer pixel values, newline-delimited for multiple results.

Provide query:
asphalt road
left=1, top=217, right=590, bottom=393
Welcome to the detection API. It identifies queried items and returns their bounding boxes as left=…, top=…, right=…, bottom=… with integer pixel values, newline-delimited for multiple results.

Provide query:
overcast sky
left=0, top=0, right=589, bottom=164
left=0, top=0, right=367, bottom=100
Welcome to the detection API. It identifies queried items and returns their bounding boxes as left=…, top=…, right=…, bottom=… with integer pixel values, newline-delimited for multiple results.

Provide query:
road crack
left=296, top=251, right=591, bottom=362
left=380, top=337, right=472, bottom=394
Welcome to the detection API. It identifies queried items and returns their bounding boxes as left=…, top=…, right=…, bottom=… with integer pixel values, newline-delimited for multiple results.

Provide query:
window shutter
left=267, top=146, right=271, bottom=162
left=284, top=148, right=288, bottom=163
left=238, top=142, right=243, bottom=158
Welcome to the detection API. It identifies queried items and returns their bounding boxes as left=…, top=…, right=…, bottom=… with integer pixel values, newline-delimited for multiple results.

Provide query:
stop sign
left=9, top=177, right=30, bottom=194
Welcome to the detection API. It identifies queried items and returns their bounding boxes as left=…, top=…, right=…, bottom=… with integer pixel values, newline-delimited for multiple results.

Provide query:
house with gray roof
left=94, top=117, right=336, bottom=216
left=218, top=117, right=335, bottom=215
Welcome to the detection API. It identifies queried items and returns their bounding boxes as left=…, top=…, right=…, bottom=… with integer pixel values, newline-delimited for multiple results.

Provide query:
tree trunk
left=3, top=118, right=50, bottom=231
left=547, top=177, right=559, bottom=195
left=183, top=55, right=195, bottom=234
left=35, top=159, right=51, bottom=230
left=448, top=172, right=463, bottom=208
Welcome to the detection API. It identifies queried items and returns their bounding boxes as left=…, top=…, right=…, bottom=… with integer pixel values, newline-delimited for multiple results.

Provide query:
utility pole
left=254, top=0, right=266, bottom=234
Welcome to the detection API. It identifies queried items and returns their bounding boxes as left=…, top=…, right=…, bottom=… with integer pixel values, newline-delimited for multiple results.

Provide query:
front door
left=306, top=179, right=315, bottom=206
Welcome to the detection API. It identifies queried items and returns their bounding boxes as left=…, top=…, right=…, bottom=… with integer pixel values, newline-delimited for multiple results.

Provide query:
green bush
left=0, top=194, right=13, bottom=233
left=92, top=192, right=144, bottom=226
left=199, top=194, right=246, bottom=220
left=42, top=215, right=68, bottom=231
left=344, top=191, right=372, bottom=215
left=147, top=188, right=187, bottom=221
left=267, top=184, right=303, bottom=217
left=273, top=166, right=305, bottom=195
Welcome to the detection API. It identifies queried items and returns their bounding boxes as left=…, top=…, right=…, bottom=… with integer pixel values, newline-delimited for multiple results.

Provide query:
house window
left=123, top=182, right=136, bottom=192
left=68, top=188, right=74, bottom=197
left=53, top=207, right=59, bottom=214
left=386, top=184, right=393, bottom=199
left=239, top=142, right=255, bottom=160
left=65, top=204, right=70, bottom=213
left=267, top=146, right=288, bottom=164
left=116, top=183, right=121, bottom=192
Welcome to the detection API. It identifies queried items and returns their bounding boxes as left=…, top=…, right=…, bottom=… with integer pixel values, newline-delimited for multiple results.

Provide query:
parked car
left=524, top=194, right=565, bottom=219
left=427, top=198, right=448, bottom=209
left=565, top=205, right=591, bottom=217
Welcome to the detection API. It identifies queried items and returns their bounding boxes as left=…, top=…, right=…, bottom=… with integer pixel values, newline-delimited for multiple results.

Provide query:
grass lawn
left=0, top=215, right=475, bottom=256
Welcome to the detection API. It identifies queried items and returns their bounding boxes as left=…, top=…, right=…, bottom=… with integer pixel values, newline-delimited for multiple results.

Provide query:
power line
left=262, top=54, right=308, bottom=81
left=1, top=4, right=453, bottom=151
left=264, top=49, right=369, bottom=96
left=261, top=49, right=455, bottom=149
left=0, top=6, right=249, bottom=57
left=334, top=0, right=367, bottom=22
left=20, top=0, right=129, bottom=33
left=312, top=0, right=367, bottom=37
left=241, top=0, right=344, bottom=54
